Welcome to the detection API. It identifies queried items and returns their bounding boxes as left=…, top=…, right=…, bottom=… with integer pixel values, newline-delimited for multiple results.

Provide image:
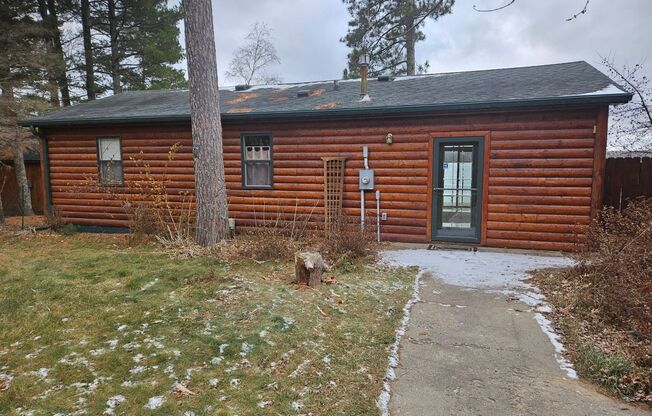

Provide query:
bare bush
left=72, top=143, right=195, bottom=245
left=322, top=215, right=378, bottom=266
left=575, top=197, right=652, bottom=341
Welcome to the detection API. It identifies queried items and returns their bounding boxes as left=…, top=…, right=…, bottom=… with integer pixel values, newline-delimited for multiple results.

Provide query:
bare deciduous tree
left=601, top=57, right=652, bottom=152
left=182, top=0, right=230, bottom=245
left=226, top=22, right=281, bottom=85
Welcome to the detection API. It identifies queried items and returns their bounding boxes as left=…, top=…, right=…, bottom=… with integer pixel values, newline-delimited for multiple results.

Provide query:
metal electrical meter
left=359, top=146, right=375, bottom=190
left=359, top=169, right=375, bottom=190
left=358, top=146, right=381, bottom=243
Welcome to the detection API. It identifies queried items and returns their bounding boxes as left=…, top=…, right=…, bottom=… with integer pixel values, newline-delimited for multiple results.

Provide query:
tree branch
left=566, top=0, right=590, bottom=21
left=473, top=0, right=516, bottom=13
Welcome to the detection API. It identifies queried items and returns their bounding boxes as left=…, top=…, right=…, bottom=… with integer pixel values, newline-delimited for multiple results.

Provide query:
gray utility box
left=359, top=169, right=375, bottom=190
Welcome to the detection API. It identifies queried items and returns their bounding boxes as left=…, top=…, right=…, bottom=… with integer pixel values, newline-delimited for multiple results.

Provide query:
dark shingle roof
left=21, top=61, right=632, bottom=127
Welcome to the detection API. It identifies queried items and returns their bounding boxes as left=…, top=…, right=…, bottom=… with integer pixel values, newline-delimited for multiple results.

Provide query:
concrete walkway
left=383, top=249, right=649, bottom=416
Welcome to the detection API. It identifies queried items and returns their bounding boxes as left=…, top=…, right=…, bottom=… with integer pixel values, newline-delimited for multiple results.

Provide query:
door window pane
left=440, top=145, right=475, bottom=229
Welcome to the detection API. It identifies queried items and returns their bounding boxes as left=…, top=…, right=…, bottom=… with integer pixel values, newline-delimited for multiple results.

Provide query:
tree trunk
left=13, top=148, right=34, bottom=216
left=81, top=0, right=96, bottom=100
left=108, top=0, right=121, bottom=94
left=405, top=0, right=416, bottom=76
left=0, top=167, right=5, bottom=224
left=182, top=0, right=229, bottom=245
left=36, top=0, right=60, bottom=106
left=295, top=252, right=327, bottom=288
left=46, top=0, right=71, bottom=106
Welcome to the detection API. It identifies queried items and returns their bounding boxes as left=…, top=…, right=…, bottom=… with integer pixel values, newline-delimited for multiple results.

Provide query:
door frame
left=427, top=131, right=491, bottom=245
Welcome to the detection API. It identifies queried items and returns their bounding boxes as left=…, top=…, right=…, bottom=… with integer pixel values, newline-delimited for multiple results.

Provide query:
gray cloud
left=176, top=0, right=651, bottom=84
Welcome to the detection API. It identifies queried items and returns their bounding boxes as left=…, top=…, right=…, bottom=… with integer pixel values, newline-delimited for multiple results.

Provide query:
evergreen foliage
left=341, top=0, right=454, bottom=77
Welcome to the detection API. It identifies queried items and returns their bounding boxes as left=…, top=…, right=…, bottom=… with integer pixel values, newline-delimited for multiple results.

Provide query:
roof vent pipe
left=333, top=80, right=339, bottom=91
left=359, top=54, right=369, bottom=98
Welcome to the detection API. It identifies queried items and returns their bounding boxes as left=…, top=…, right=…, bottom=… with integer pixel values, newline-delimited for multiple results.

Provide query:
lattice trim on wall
left=322, top=157, right=346, bottom=235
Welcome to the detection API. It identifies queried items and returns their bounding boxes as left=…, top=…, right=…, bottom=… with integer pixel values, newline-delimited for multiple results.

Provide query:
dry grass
left=0, top=232, right=416, bottom=415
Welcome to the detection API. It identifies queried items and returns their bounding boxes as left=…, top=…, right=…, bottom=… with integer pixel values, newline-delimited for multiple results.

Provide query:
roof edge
left=19, top=93, right=633, bottom=128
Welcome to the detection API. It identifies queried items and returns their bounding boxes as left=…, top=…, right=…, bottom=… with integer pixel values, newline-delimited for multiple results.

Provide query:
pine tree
left=91, top=0, right=186, bottom=94
left=36, top=0, right=75, bottom=107
left=80, top=0, right=97, bottom=100
left=342, top=0, right=454, bottom=77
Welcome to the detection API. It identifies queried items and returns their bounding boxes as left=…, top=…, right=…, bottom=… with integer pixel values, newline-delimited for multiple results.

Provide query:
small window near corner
left=97, top=137, right=123, bottom=185
left=241, top=134, right=272, bottom=188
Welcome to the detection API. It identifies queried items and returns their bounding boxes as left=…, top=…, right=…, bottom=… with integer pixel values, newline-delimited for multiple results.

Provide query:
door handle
left=433, top=187, right=478, bottom=191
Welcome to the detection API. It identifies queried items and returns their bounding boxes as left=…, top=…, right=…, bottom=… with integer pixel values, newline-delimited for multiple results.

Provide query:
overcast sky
left=175, top=0, right=652, bottom=86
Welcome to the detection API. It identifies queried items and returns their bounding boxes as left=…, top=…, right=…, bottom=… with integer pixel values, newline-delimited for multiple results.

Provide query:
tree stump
left=295, top=251, right=328, bottom=288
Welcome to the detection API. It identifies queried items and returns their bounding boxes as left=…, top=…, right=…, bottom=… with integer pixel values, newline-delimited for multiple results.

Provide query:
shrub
left=321, top=215, right=378, bottom=267
left=47, top=205, right=65, bottom=231
left=208, top=213, right=378, bottom=267
left=574, top=198, right=652, bottom=339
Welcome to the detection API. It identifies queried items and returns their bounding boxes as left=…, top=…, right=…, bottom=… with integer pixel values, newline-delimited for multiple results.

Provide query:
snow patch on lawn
left=376, top=269, right=424, bottom=416
left=240, top=342, right=254, bottom=356
left=144, top=396, right=164, bottom=410
left=140, top=278, right=159, bottom=292
left=289, top=359, right=311, bottom=378
left=104, top=395, right=126, bottom=415
left=29, top=368, right=49, bottom=380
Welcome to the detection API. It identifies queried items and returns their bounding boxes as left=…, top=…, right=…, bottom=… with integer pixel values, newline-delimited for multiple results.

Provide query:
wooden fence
left=0, top=161, right=45, bottom=216
left=604, top=156, right=652, bottom=210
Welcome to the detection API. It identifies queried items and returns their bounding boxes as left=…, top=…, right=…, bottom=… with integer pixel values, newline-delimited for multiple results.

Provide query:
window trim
left=96, top=136, right=124, bottom=186
left=240, top=132, right=274, bottom=189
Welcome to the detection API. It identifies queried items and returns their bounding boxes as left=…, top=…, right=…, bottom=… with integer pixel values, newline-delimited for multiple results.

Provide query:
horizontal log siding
left=45, top=106, right=603, bottom=249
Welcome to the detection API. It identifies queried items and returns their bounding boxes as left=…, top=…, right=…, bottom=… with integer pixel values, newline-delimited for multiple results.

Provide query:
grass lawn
left=0, top=232, right=416, bottom=415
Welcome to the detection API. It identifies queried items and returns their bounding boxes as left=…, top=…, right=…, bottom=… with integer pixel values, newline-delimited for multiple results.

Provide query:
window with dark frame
left=97, top=137, right=123, bottom=185
left=241, top=134, right=273, bottom=188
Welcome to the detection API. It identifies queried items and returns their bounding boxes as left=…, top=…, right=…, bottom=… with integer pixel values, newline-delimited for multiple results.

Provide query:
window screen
left=97, top=137, right=123, bottom=185
left=241, top=134, right=272, bottom=188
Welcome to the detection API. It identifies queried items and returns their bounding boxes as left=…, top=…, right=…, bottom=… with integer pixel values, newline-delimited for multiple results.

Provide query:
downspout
left=361, top=146, right=369, bottom=230
left=376, top=190, right=381, bottom=242
left=31, top=126, right=52, bottom=217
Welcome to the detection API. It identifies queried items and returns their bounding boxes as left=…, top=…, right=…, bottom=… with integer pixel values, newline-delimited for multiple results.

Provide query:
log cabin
left=21, top=61, right=632, bottom=251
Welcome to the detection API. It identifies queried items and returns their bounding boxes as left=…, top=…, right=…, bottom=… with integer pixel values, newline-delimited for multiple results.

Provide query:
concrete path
left=383, top=249, right=649, bottom=416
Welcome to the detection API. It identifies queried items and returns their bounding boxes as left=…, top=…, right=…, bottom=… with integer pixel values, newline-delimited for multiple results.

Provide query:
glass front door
left=431, top=138, right=484, bottom=243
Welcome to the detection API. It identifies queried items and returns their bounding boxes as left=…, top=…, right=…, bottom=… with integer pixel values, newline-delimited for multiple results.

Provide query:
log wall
left=44, top=105, right=607, bottom=250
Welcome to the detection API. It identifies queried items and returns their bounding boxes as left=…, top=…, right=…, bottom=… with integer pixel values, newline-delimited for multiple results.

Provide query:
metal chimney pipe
left=359, top=54, right=369, bottom=97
